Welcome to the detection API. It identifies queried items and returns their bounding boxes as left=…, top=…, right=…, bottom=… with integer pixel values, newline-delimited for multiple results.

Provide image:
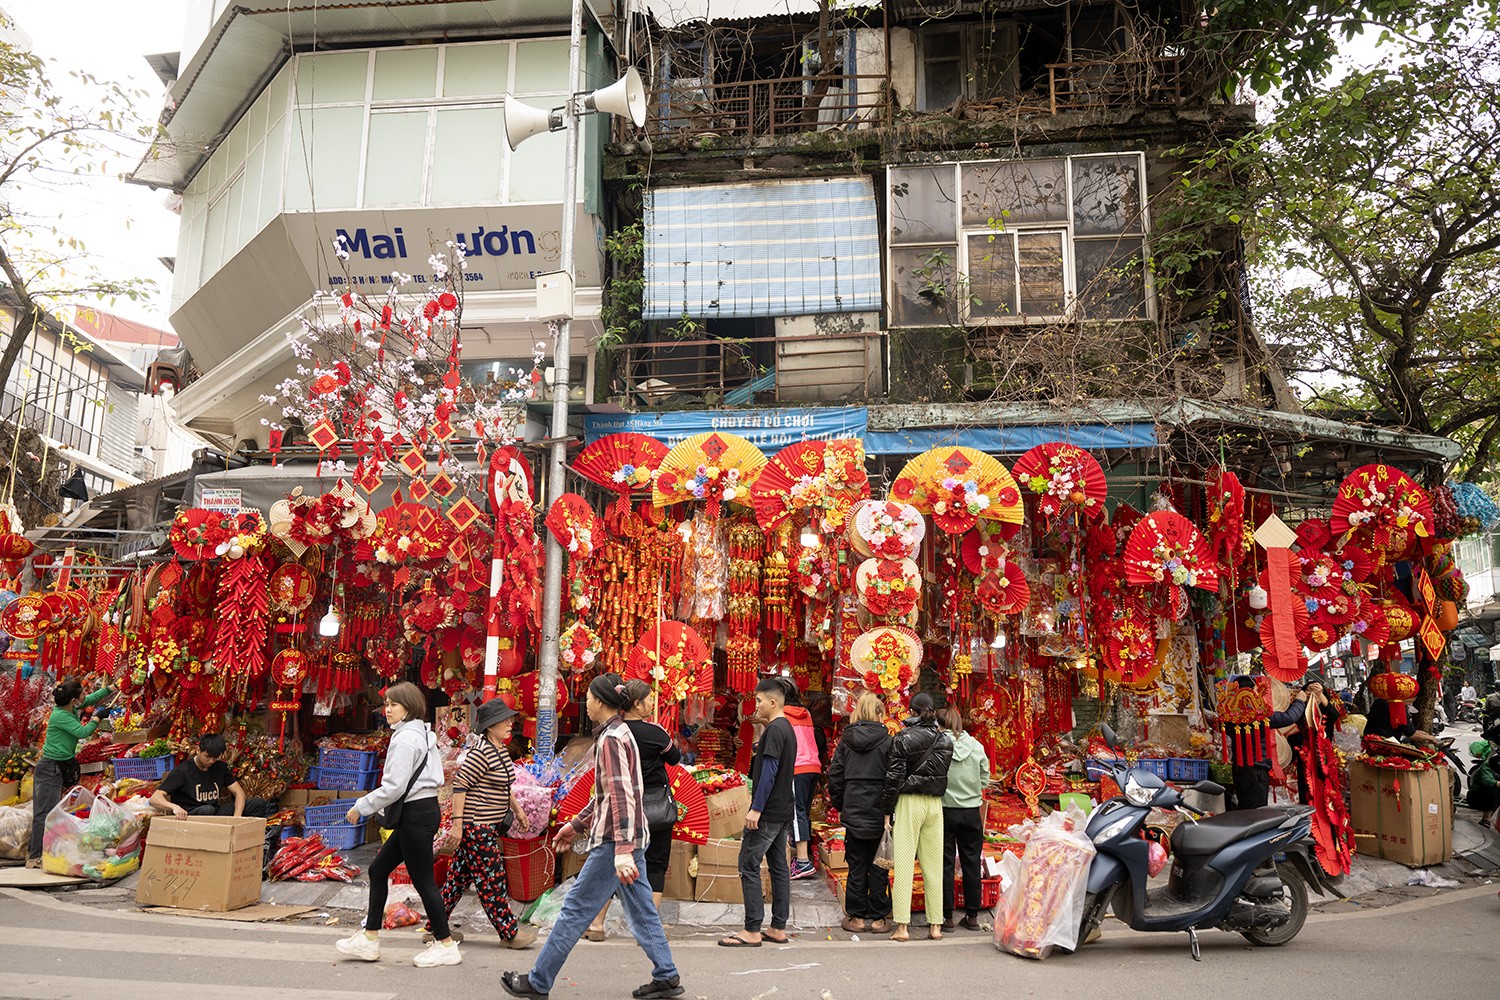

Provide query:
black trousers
left=843, top=833, right=890, bottom=921
left=365, top=797, right=448, bottom=939
left=188, top=798, right=277, bottom=818
left=941, top=806, right=984, bottom=919
left=1231, top=764, right=1271, bottom=811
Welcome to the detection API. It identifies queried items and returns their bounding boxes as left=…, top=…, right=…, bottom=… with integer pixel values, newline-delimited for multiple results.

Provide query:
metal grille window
left=887, top=152, right=1151, bottom=327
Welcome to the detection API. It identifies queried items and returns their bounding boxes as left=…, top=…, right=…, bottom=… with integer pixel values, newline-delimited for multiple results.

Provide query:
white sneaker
left=412, top=940, right=462, bottom=968
left=335, top=933, right=381, bottom=962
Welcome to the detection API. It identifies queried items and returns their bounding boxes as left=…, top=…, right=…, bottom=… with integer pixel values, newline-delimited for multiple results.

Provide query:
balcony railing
left=643, top=75, right=889, bottom=140
left=616, top=332, right=885, bottom=406
left=1048, top=56, right=1184, bottom=112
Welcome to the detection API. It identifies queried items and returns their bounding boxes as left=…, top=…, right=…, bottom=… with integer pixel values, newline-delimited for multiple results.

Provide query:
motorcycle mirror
left=1193, top=780, right=1225, bottom=797
left=1100, top=724, right=1121, bottom=751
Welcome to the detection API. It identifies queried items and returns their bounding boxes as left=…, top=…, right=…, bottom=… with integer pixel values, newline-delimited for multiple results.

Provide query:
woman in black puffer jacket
left=828, top=691, right=893, bottom=934
left=881, top=692, right=953, bottom=941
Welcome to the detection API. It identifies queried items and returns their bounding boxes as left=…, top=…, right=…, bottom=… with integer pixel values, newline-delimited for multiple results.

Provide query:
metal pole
left=534, top=0, right=587, bottom=751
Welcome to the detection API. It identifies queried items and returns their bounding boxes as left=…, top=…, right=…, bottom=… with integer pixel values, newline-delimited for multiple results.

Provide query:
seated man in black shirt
left=148, top=732, right=275, bottom=818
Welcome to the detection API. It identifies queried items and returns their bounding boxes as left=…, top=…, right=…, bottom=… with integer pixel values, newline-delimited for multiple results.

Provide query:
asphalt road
left=1, top=880, right=1496, bottom=1000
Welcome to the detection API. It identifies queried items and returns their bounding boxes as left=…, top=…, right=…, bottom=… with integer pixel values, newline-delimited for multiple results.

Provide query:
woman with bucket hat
left=427, top=697, right=537, bottom=949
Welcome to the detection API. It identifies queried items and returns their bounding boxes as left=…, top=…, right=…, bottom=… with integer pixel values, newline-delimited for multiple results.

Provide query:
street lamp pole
left=532, top=0, right=587, bottom=751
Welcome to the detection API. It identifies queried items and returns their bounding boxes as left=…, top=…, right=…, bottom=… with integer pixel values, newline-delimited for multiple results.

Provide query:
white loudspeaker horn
left=504, top=97, right=560, bottom=151
left=584, top=67, right=647, bottom=128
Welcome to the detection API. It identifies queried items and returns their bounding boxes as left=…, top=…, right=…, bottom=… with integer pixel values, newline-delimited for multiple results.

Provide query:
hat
left=475, top=697, right=519, bottom=732
left=1469, top=740, right=1492, bottom=759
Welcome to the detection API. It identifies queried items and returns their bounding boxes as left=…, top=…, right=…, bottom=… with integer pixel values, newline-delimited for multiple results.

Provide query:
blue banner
left=583, top=407, right=869, bottom=452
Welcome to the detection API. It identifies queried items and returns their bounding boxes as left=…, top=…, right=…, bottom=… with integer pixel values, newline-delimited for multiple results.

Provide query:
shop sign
left=583, top=406, right=869, bottom=452
left=201, top=488, right=242, bottom=514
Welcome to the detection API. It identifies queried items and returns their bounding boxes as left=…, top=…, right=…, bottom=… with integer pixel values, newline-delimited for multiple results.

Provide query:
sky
left=2, top=0, right=189, bottom=333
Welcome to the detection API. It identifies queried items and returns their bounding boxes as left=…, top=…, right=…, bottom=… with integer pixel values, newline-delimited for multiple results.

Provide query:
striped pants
left=891, top=794, right=944, bottom=925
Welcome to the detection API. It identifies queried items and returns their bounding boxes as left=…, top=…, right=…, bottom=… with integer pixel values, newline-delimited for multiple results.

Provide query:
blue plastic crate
left=112, top=755, right=173, bottom=780
left=1084, top=758, right=1121, bottom=780
left=1168, top=758, right=1211, bottom=782
left=318, top=747, right=378, bottom=772
left=309, top=765, right=379, bottom=791
left=1135, top=758, right=1171, bottom=778
left=302, top=800, right=357, bottom=826
left=303, top=822, right=364, bottom=851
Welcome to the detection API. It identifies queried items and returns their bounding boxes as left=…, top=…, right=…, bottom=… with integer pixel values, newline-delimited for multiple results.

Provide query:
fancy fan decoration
left=1259, top=599, right=1310, bottom=682
left=576, top=433, right=670, bottom=516
left=545, top=494, right=601, bottom=558
left=749, top=438, right=869, bottom=531
left=1010, top=442, right=1106, bottom=524
left=1123, top=511, right=1218, bottom=619
left=626, top=620, right=713, bottom=732
left=268, top=482, right=376, bottom=557
left=890, top=446, right=1022, bottom=534
left=855, top=557, right=921, bottom=623
left=1330, top=464, right=1433, bottom=558
left=850, top=625, right=922, bottom=716
left=653, top=432, right=767, bottom=520
left=853, top=500, right=925, bottom=560
left=1206, top=467, right=1248, bottom=574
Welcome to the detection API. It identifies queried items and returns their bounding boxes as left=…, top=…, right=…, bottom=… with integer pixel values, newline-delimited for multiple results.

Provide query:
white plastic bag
left=994, top=806, right=1096, bottom=959
left=0, top=803, right=30, bottom=859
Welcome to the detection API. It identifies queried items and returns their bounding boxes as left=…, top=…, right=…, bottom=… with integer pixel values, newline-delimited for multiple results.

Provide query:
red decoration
left=1370, top=671, right=1419, bottom=728
left=575, top=433, right=668, bottom=516
left=1010, top=441, right=1107, bottom=524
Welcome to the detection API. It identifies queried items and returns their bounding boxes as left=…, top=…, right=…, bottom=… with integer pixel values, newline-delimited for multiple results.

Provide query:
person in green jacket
left=939, top=706, right=990, bottom=931
left=1466, top=740, right=1499, bottom=829
left=27, top=678, right=113, bottom=867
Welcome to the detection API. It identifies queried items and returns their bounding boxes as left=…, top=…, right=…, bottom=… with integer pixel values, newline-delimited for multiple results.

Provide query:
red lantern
left=514, top=670, right=571, bottom=739
left=1370, top=671, right=1420, bottom=728
left=494, top=635, right=526, bottom=679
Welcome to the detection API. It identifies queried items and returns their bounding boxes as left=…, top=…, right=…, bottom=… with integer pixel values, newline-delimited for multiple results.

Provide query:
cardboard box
left=1349, top=760, right=1453, bottom=866
left=278, top=788, right=339, bottom=811
left=697, top=836, right=744, bottom=869
left=559, top=844, right=587, bottom=881
left=816, top=843, right=847, bottom=870
left=663, top=840, right=696, bottom=900
left=136, top=816, right=265, bottom=912
left=705, top=785, right=751, bottom=841
left=694, top=863, right=770, bottom=904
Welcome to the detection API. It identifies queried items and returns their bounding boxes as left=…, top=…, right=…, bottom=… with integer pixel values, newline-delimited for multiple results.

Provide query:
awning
left=644, top=177, right=882, bottom=319
left=863, top=423, right=1156, bottom=456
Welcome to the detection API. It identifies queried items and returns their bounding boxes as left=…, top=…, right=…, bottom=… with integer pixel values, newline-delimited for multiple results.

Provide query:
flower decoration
left=1010, top=442, right=1107, bottom=524
left=889, top=446, right=1022, bottom=534
left=850, top=626, right=922, bottom=709
left=750, top=438, right=869, bottom=531
left=269, top=482, right=376, bottom=556
left=1123, top=511, right=1217, bottom=618
left=170, top=509, right=267, bottom=561
left=626, top=621, right=713, bottom=733
left=856, top=557, right=921, bottom=620
left=853, top=500, right=926, bottom=560
left=653, top=432, right=767, bottom=520
left=1330, top=463, right=1432, bottom=558
left=559, top=620, right=602, bottom=673
left=576, top=433, right=670, bottom=516
left=366, top=502, right=454, bottom=568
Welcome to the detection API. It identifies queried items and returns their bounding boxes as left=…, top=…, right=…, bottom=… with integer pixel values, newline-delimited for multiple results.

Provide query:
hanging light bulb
left=990, top=630, right=1007, bottom=650
left=800, top=525, right=820, bottom=548
left=318, top=601, right=341, bottom=637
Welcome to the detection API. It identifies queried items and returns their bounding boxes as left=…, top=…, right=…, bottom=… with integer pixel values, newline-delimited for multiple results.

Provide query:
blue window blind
left=643, top=177, right=882, bottom=319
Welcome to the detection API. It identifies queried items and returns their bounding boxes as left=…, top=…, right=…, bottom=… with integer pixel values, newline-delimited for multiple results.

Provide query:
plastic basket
left=304, top=822, right=364, bottom=850
left=318, top=747, right=378, bottom=772
left=1168, top=758, right=1210, bottom=782
left=1084, top=758, right=1121, bottom=780
left=112, top=756, right=173, bottom=780
left=502, top=836, right=556, bottom=902
left=953, top=876, right=1003, bottom=911
left=309, top=765, right=379, bottom=791
left=1135, top=758, right=1171, bottom=778
left=302, top=801, right=356, bottom=826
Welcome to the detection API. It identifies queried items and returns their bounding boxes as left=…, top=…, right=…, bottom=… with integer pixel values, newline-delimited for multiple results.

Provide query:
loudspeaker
left=504, top=98, right=561, bottom=151
left=584, top=68, right=647, bottom=128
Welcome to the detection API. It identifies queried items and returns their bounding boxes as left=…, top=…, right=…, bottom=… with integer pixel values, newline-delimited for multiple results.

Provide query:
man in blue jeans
left=719, top=677, right=795, bottom=947
left=502, top=674, right=682, bottom=999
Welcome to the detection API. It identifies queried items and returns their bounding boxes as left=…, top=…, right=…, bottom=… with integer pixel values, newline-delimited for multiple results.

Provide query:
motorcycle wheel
left=1240, top=863, right=1308, bottom=947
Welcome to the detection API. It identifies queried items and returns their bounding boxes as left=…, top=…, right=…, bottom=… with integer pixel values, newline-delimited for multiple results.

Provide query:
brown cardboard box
left=559, top=844, right=586, bottom=881
left=694, top=862, right=770, bottom=904
left=1349, top=760, right=1453, bottom=866
left=697, top=836, right=744, bottom=869
left=663, top=840, right=696, bottom=900
left=816, top=843, right=847, bottom=871
left=705, top=785, right=751, bottom=841
left=136, top=816, right=265, bottom=911
left=278, top=788, right=339, bottom=811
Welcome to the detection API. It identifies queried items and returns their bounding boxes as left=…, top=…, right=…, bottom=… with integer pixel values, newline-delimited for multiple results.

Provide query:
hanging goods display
left=889, top=446, right=1022, bottom=534
left=575, top=433, right=670, bottom=516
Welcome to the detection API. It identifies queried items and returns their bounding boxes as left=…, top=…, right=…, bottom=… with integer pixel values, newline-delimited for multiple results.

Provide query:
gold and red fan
left=653, top=432, right=767, bottom=519
left=750, top=438, right=869, bottom=530
left=1010, top=441, right=1107, bottom=524
left=1330, top=464, right=1433, bottom=558
left=575, top=433, right=669, bottom=515
left=626, top=620, right=714, bottom=731
left=889, top=445, right=1022, bottom=534
left=545, top=493, right=601, bottom=558
left=1123, top=512, right=1218, bottom=592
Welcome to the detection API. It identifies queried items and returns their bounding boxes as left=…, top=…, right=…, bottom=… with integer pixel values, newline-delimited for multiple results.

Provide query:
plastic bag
left=0, top=803, right=30, bottom=859
left=994, top=806, right=1095, bottom=960
left=41, top=786, right=143, bottom=880
left=522, top=876, right=573, bottom=928
left=383, top=901, right=422, bottom=928
left=873, top=823, right=894, bottom=871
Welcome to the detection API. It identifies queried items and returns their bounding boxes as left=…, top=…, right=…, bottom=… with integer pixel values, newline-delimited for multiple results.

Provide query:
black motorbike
left=1074, top=727, right=1333, bottom=960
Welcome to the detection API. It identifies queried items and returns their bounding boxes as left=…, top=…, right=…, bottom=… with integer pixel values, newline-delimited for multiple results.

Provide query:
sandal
left=890, top=926, right=909, bottom=943
left=718, top=934, right=762, bottom=948
left=928, top=926, right=943, bottom=941
left=869, top=919, right=892, bottom=934
left=583, top=927, right=606, bottom=942
left=839, top=917, right=868, bottom=933
left=762, top=930, right=790, bottom=944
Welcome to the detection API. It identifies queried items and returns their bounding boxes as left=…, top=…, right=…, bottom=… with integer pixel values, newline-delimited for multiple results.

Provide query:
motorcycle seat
left=1171, top=808, right=1289, bottom=856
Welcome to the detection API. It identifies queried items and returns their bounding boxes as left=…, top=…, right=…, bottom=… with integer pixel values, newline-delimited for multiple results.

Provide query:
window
left=886, top=152, right=1151, bottom=327
left=918, top=24, right=1018, bottom=110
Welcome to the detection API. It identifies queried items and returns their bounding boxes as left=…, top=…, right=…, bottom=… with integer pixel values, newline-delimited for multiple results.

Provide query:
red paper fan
left=1259, top=599, right=1310, bottom=682
left=1354, top=597, right=1390, bottom=645
left=545, top=493, right=601, bottom=558
left=975, top=562, right=1030, bottom=615
left=1330, top=464, right=1433, bottom=553
left=1010, top=441, right=1107, bottom=523
left=1122, top=511, right=1218, bottom=592
left=889, top=446, right=1023, bottom=534
left=557, top=762, right=709, bottom=845
left=626, top=620, right=714, bottom=716
left=750, top=438, right=869, bottom=530
left=959, top=525, right=1014, bottom=573
left=576, top=433, right=669, bottom=514
left=1295, top=518, right=1333, bottom=551
left=1206, top=467, right=1246, bottom=569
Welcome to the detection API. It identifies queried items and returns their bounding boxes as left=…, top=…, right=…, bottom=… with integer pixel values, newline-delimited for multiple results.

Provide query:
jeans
left=737, top=818, right=791, bottom=932
left=791, top=774, right=816, bottom=845
left=365, top=797, right=448, bottom=940
left=941, top=806, right=984, bottom=919
left=843, top=833, right=890, bottom=921
left=28, top=758, right=78, bottom=861
left=527, top=842, right=677, bottom=994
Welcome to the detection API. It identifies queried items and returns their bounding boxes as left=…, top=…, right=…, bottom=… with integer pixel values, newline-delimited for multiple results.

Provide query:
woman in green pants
left=28, top=678, right=113, bottom=867
left=880, top=692, right=953, bottom=941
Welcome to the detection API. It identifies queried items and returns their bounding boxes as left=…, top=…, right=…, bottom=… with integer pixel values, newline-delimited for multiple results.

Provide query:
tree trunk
left=0, top=301, right=39, bottom=416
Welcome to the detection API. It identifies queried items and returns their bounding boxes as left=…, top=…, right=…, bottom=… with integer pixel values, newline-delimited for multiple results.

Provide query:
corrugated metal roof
left=643, top=0, right=820, bottom=28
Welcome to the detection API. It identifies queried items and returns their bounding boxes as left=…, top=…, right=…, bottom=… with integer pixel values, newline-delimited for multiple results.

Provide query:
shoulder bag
left=375, top=746, right=430, bottom=831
